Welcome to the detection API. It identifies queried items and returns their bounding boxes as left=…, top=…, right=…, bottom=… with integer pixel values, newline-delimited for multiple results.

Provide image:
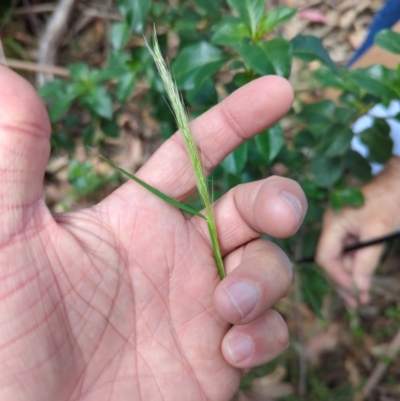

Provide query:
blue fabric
left=347, top=0, right=400, bottom=66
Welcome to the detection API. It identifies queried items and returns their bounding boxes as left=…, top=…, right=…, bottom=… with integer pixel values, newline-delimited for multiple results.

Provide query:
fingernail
left=279, top=191, right=302, bottom=229
left=225, top=281, right=259, bottom=319
left=228, top=335, right=254, bottom=363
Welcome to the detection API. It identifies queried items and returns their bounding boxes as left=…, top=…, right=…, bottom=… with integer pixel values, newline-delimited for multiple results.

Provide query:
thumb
left=0, top=66, right=51, bottom=240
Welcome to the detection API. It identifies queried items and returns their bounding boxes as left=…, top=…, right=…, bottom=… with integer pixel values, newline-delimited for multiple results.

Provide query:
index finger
left=120, top=76, right=293, bottom=201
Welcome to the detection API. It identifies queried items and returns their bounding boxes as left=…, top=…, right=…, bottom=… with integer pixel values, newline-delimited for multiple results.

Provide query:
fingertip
left=222, top=310, right=289, bottom=368
left=255, top=177, right=307, bottom=238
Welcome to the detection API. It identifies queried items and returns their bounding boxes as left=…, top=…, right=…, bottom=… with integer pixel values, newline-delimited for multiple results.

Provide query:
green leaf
left=349, top=65, right=399, bottom=101
left=255, top=123, right=285, bottom=162
left=313, top=67, right=343, bottom=88
left=211, top=17, right=251, bottom=46
left=97, top=153, right=206, bottom=219
left=172, top=42, right=227, bottom=90
left=227, top=0, right=266, bottom=36
left=294, top=130, right=317, bottom=149
left=297, top=100, right=337, bottom=125
left=221, top=142, right=249, bottom=174
left=84, top=86, right=113, bottom=119
left=329, top=188, right=364, bottom=211
left=360, top=118, right=393, bottom=163
left=309, top=157, right=343, bottom=187
left=292, top=34, right=338, bottom=73
left=117, top=71, right=136, bottom=102
left=318, top=124, right=353, bottom=157
left=100, top=119, right=119, bottom=138
left=39, top=78, right=66, bottom=98
left=192, top=0, right=222, bottom=18
left=300, top=180, right=326, bottom=200
left=239, top=38, right=292, bottom=78
left=69, top=62, right=90, bottom=82
left=186, top=79, right=218, bottom=106
left=48, top=97, right=73, bottom=122
left=259, top=7, right=297, bottom=33
left=375, top=29, right=400, bottom=54
left=343, top=150, right=372, bottom=182
left=118, top=0, right=152, bottom=33
left=110, top=21, right=131, bottom=51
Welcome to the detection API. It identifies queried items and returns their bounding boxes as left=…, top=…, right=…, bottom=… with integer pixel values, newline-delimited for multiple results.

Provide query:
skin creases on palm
left=0, top=66, right=305, bottom=400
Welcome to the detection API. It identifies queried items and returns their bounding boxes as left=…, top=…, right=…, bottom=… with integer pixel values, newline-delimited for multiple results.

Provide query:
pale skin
left=316, top=156, right=400, bottom=308
left=0, top=66, right=307, bottom=401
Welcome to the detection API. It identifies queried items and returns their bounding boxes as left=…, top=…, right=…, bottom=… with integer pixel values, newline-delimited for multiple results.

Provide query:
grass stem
left=147, top=30, right=225, bottom=279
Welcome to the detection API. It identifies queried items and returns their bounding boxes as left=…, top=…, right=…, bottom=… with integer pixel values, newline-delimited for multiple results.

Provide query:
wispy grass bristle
left=146, top=29, right=225, bottom=279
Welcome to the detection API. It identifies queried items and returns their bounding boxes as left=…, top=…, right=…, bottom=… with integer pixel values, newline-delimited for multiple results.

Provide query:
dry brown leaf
left=340, top=9, right=357, bottom=29
left=306, top=323, right=340, bottom=366
left=345, top=357, right=361, bottom=387
left=250, top=365, right=293, bottom=399
left=348, top=28, right=367, bottom=49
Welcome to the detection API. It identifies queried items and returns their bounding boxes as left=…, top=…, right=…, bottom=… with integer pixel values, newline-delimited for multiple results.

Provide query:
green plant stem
left=147, top=30, right=225, bottom=279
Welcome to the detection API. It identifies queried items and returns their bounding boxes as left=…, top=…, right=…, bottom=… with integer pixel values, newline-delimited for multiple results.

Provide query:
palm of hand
left=0, top=67, right=304, bottom=401
left=3, top=197, right=237, bottom=401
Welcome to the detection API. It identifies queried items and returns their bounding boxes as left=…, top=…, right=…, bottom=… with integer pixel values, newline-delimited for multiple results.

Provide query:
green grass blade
left=98, top=153, right=206, bottom=219
left=147, top=29, right=226, bottom=279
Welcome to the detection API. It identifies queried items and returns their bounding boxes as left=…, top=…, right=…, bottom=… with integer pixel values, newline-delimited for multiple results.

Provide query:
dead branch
left=1, top=58, right=69, bottom=77
left=14, top=4, right=122, bottom=21
left=361, top=328, right=400, bottom=399
left=37, top=0, right=75, bottom=86
left=0, top=40, right=6, bottom=66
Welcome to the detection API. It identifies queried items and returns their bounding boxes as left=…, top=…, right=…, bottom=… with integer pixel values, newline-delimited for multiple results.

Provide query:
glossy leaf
left=297, top=100, right=336, bottom=124
left=349, top=65, right=399, bottom=101
left=292, top=34, right=338, bottom=73
left=239, top=38, right=292, bottom=78
left=192, top=0, right=222, bottom=17
left=309, top=157, right=343, bottom=188
left=318, top=124, right=353, bottom=157
left=172, top=42, right=227, bottom=90
left=110, top=21, right=131, bottom=51
left=330, top=188, right=364, bottom=211
left=343, top=150, right=372, bottom=182
left=98, top=153, right=206, bottom=219
left=221, top=142, right=249, bottom=174
left=375, top=29, right=400, bottom=54
left=69, top=62, right=90, bottom=82
left=211, top=17, right=251, bottom=46
left=186, top=79, right=218, bottom=106
left=360, top=118, right=393, bottom=163
left=84, top=86, right=113, bottom=119
left=118, top=0, right=152, bottom=33
left=294, top=130, right=317, bottom=149
left=48, top=97, right=73, bottom=123
left=259, top=7, right=297, bottom=33
left=300, top=180, right=326, bottom=200
left=117, top=71, right=136, bottom=102
left=227, top=0, right=266, bottom=36
left=100, top=119, right=119, bottom=138
left=255, top=124, right=285, bottom=162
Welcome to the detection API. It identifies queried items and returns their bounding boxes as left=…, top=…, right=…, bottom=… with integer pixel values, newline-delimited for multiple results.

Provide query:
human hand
left=0, top=66, right=306, bottom=401
left=316, top=157, right=400, bottom=307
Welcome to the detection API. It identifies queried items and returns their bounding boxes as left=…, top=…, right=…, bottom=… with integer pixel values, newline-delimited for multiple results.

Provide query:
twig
left=37, top=0, right=75, bottom=86
left=0, top=58, right=69, bottom=77
left=13, top=3, right=56, bottom=15
left=0, top=40, right=6, bottom=66
left=361, top=328, right=400, bottom=399
left=14, top=4, right=122, bottom=21
left=22, top=0, right=41, bottom=38
left=293, top=234, right=307, bottom=396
